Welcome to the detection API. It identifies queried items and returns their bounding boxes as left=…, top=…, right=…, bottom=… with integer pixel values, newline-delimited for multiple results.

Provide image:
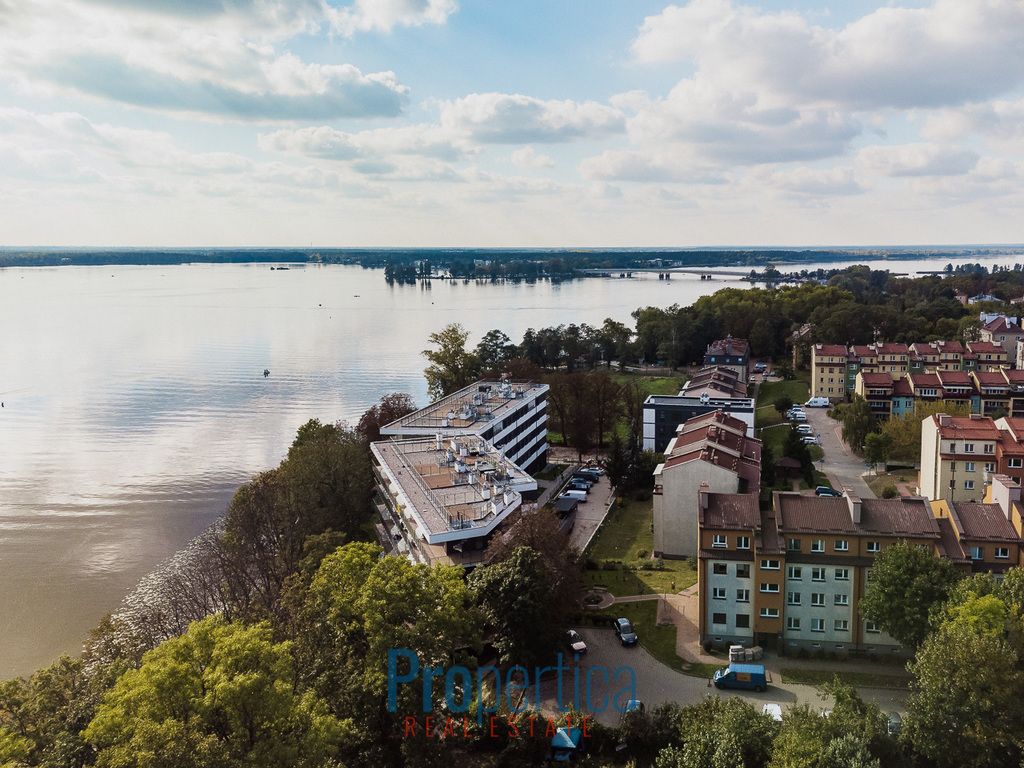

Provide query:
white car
left=802, top=436, right=820, bottom=445
left=790, top=413, right=808, bottom=422
left=762, top=703, right=783, bottom=721
left=795, top=425, right=813, bottom=434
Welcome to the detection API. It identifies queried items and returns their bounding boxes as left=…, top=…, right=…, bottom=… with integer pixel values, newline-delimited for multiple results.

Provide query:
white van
left=561, top=490, right=588, bottom=502
left=804, top=397, right=830, bottom=408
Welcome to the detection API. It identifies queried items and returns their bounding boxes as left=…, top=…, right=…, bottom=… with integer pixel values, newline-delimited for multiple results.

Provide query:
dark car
left=614, top=618, right=638, bottom=647
left=815, top=486, right=842, bottom=497
left=566, top=629, right=588, bottom=656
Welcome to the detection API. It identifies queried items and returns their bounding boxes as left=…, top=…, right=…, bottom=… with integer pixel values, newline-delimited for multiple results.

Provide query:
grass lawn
left=610, top=371, right=687, bottom=397
left=865, top=471, right=916, bottom=497
left=780, top=667, right=909, bottom=690
left=756, top=375, right=811, bottom=413
left=535, top=462, right=568, bottom=481
left=583, top=497, right=697, bottom=597
left=597, top=601, right=719, bottom=678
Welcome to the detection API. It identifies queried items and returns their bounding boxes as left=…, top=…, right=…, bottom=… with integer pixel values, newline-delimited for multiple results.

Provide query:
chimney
left=969, top=413, right=985, bottom=421
left=845, top=490, right=862, bottom=525
left=938, top=414, right=952, bottom=427
left=990, top=474, right=1021, bottom=520
left=698, top=481, right=710, bottom=511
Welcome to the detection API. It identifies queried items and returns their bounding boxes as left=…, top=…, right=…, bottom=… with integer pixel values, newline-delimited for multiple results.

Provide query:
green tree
left=474, top=329, right=515, bottom=373
left=863, top=432, right=891, bottom=467
left=355, top=392, right=416, bottom=443
left=469, top=547, right=568, bottom=668
left=880, top=401, right=970, bottom=463
left=904, top=623, right=1024, bottom=768
left=84, top=616, right=349, bottom=768
left=773, top=395, right=793, bottom=417
left=605, top=433, right=630, bottom=490
left=760, top=442, right=776, bottom=488
left=655, top=696, right=777, bottom=768
left=840, top=396, right=874, bottom=452
left=783, top=427, right=815, bottom=487
left=423, top=323, right=480, bottom=399
left=859, top=541, right=961, bottom=647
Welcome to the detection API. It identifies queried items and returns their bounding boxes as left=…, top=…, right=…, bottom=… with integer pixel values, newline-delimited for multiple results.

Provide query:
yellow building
left=810, top=344, right=849, bottom=400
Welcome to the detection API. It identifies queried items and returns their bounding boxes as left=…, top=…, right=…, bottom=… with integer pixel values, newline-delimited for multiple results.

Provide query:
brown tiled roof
left=777, top=493, right=856, bottom=533
left=935, top=340, right=965, bottom=354
left=935, top=517, right=968, bottom=562
left=974, top=370, right=1009, bottom=386
left=936, top=370, right=972, bottom=386
left=815, top=344, right=849, bottom=357
left=968, top=341, right=1006, bottom=355
left=860, top=372, right=894, bottom=386
left=850, top=345, right=875, bottom=357
left=701, top=492, right=761, bottom=530
left=1004, top=370, right=1024, bottom=388
left=892, top=378, right=914, bottom=396
left=951, top=502, right=1021, bottom=542
left=910, top=372, right=941, bottom=388
left=682, top=366, right=748, bottom=398
left=859, top=497, right=940, bottom=538
left=875, top=343, right=909, bottom=355
left=706, top=337, right=750, bottom=357
left=983, top=317, right=1021, bottom=333
left=933, top=415, right=1000, bottom=440
left=997, top=417, right=1024, bottom=440
left=999, top=434, right=1024, bottom=456
left=909, top=342, right=936, bottom=356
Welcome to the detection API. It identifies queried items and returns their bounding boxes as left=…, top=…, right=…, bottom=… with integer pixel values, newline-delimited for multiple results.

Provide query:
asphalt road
left=803, top=407, right=875, bottom=498
left=538, top=628, right=906, bottom=726
left=567, top=473, right=614, bottom=551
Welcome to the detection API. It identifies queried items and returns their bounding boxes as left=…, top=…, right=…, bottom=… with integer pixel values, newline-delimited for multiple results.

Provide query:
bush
left=636, top=549, right=648, bottom=559
left=584, top=558, right=599, bottom=570
left=881, top=484, right=899, bottom=499
left=602, top=561, right=621, bottom=571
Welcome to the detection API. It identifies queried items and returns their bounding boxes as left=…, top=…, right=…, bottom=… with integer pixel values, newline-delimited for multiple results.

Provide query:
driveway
left=537, top=628, right=906, bottom=726
left=567, top=473, right=614, bottom=552
left=803, top=407, right=874, bottom=498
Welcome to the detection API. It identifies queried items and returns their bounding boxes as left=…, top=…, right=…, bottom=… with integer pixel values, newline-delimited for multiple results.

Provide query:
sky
left=0, top=0, right=1022, bottom=247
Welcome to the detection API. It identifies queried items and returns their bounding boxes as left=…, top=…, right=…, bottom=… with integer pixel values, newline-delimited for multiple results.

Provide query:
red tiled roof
left=974, top=370, right=1009, bottom=386
left=701, top=492, right=761, bottom=530
left=935, top=517, right=968, bottom=562
left=932, top=415, right=1000, bottom=440
left=983, top=317, right=1021, bottom=333
left=892, top=378, right=914, bottom=396
left=936, top=370, right=972, bottom=386
left=909, top=372, right=941, bottom=388
left=859, top=497, right=940, bottom=538
left=950, top=502, right=1020, bottom=542
left=850, top=345, right=875, bottom=357
left=777, top=494, right=856, bottom=533
left=860, top=372, right=894, bottom=386
left=968, top=341, right=1006, bottom=355
left=815, top=344, right=849, bottom=357
left=706, top=337, right=750, bottom=357
left=875, top=343, right=909, bottom=355
left=935, top=340, right=965, bottom=354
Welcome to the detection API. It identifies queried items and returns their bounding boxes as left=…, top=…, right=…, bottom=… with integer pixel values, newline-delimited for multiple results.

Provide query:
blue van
left=712, top=663, right=768, bottom=692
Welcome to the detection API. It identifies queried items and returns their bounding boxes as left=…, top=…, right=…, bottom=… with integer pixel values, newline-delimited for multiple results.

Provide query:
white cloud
left=510, top=146, right=554, bottom=169
left=858, top=144, right=979, bottom=177
left=760, top=166, right=863, bottom=197
left=579, top=149, right=726, bottom=184
left=328, top=0, right=457, bottom=36
left=258, top=124, right=470, bottom=161
left=439, top=92, right=625, bottom=143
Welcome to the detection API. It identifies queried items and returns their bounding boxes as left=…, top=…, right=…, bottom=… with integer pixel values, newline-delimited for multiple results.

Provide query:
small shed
left=775, top=456, right=801, bottom=478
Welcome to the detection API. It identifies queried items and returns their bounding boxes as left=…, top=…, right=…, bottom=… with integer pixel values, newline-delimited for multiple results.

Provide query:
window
left=965, top=462, right=976, bottom=472
left=984, top=444, right=994, bottom=454
left=736, top=614, right=750, bottom=629
left=811, top=539, right=824, bottom=553
left=867, top=541, right=880, bottom=553
left=760, top=559, right=780, bottom=570
left=811, top=618, right=825, bottom=632
left=835, top=594, right=849, bottom=606
left=736, top=564, right=750, bottom=579
left=712, top=587, right=726, bottom=600
left=865, top=621, right=881, bottom=634
left=787, top=538, right=801, bottom=552
left=985, top=462, right=996, bottom=473
left=1010, top=458, right=1023, bottom=469
left=787, top=566, right=802, bottom=580
left=834, top=568, right=850, bottom=581
left=965, top=480, right=975, bottom=490
left=788, top=592, right=801, bottom=605
left=712, top=563, right=728, bottom=575
left=786, top=617, right=801, bottom=631
left=834, top=619, right=849, bottom=632
left=812, top=567, right=826, bottom=582
left=760, top=607, right=780, bottom=618
left=811, top=592, right=825, bottom=607
left=736, top=589, right=750, bottom=603
left=835, top=540, right=849, bottom=552
left=760, top=583, right=780, bottom=593
left=964, top=442, right=975, bottom=453
left=712, top=612, right=727, bottom=625
left=969, top=546, right=982, bottom=560
left=996, top=547, right=1010, bottom=559
left=713, top=535, right=727, bottom=548
left=737, top=535, right=750, bottom=550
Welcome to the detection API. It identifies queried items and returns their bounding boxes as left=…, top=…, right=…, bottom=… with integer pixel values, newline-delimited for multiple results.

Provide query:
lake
left=0, top=254, right=1017, bottom=677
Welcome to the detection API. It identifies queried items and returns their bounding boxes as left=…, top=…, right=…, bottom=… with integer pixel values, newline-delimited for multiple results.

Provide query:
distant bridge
left=578, top=267, right=754, bottom=278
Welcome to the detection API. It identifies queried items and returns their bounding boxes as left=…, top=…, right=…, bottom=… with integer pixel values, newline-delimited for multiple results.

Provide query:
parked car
left=753, top=362, right=767, bottom=372
left=614, top=618, right=638, bottom=647
left=566, top=480, right=591, bottom=493
left=790, top=412, right=808, bottom=422
left=815, top=486, right=842, bottom=497
left=561, top=490, right=587, bottom=501
left=712, top=663, right=768, bottom=692
left=762, top=703, right=783, bottom=722
left=566, top=629, right=587, bottom=656
left=795, top=425, right=813, bottom=434
left=575, top=470, right=600, bottom=483
left=801, top=436, right=820, bottom=445
left=804, top=396, right=830, bottom=407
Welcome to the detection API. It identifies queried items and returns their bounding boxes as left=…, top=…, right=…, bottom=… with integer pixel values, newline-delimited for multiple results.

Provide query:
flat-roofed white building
left=371, top=434, right=537, bottom=568
left=381, top=379, right=549, bottom=473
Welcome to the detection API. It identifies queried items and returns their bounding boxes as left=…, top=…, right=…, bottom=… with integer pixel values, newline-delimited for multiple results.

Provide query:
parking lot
left=537, top=627, right=907, bottom=726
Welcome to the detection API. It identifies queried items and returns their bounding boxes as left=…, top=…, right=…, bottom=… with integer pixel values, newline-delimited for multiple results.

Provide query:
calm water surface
left=0, top=255, right=1017, bottom=677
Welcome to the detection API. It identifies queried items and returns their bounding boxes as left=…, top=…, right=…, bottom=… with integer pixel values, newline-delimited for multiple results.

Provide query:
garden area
left=582, top=497, right=697, bottom=597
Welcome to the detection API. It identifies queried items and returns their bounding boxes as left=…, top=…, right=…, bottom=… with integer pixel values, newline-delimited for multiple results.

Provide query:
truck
left=712, top=663, right=768, bottom=692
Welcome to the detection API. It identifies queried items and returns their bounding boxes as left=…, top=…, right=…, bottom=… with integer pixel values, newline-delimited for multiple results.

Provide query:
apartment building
left=980, top=316, right=1024, bottom=359
left=703, top=336, right=751, bottom=380
left=920, top=414, right=1001, bottom=503
left=848, top=367, right=1024, bottom=421
left=370, top=434, right=537, bottom=567
left=380, top=379, right=549, bottom=473
left=642, top=366, right=755, bottom=451
left=653, top=411, right=761, bottom=558
left=810, top=344, right=849, bottom=401
left=699, top=489, right=942, bottom=653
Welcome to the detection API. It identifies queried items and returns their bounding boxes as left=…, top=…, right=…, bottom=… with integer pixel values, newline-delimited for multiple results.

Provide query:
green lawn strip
left=596, top=602, right=713, bottom=678
left=536, top=462, right=568, bottom=481
left=780, top=667, right=909, bottom=690
left=865, top=471, right=915, bottom=497
left=609, top=372, right=687, bottom=396
left=756, top=377, right=810, bottom=409
left=583, top=498, right=697, bottom=597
